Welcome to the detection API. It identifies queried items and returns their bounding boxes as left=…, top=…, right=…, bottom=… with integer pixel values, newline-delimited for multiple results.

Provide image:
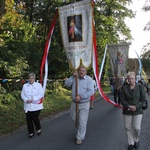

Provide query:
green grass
left=0, top=92, right=25, bottom=135
left=0, top=84, right=110, bottom=136
left=41, top=87, right=72, bottom=117
left=101, top=84, right=111, bottom=94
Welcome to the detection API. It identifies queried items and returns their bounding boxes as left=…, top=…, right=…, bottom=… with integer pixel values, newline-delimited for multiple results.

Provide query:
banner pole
left=70, top=0, right=79, bottom=129
left=75, top=73, right=78, bottom=128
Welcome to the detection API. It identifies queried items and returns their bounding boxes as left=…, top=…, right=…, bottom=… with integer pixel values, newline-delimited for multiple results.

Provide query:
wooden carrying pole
left=75, top=74, right=79, bottom=128
left=70, top=0, right=79, bottom=129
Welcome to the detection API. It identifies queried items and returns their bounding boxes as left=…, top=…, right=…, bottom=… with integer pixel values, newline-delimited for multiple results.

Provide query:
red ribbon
left=92, top=19, right=123, bottom=109
left=40, top=9, right=58, bottom=84
left=39, top=9, right=58, bottom=104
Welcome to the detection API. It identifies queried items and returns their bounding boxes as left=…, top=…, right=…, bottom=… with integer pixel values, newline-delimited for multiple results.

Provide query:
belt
left=72, top=101, right=89, bottom=104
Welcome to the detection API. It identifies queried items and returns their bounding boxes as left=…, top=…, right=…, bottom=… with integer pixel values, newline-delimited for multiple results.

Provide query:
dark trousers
left=114, top=89, right=121, bottom=104
left=26, top=110, right=41, bottom=134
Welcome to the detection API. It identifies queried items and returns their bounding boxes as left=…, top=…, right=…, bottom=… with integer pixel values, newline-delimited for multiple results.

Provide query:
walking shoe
left=128, top=145, right=134, bottom=150
left=134, top=141, right=139, bottom=149
left=76, top=139, right=82, bottom=145
left=29, top=133, right=34, bottom=138
left=37, top=129, right=41, bottom=136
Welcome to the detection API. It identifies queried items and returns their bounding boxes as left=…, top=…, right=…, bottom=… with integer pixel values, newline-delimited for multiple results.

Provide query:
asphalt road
left=0, top=93, right=150, bottom=150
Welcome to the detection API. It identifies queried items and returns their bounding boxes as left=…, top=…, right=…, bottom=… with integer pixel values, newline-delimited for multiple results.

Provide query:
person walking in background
left=21, top=73, right=44, bottom=138
left=90, top=74, right=97, bottom=109
left=113, top=76, right=123, bottom=105
left=146, top=83, right=150, bottom=93
left=90, top=93, right=95, bottom=109
left=109, top=77, right=115, bottom=95
left=120, top=72, right=146, bottom=150
left=65, top=66, right=95, bottom=145
left=123, top=77, right=129, bottom=86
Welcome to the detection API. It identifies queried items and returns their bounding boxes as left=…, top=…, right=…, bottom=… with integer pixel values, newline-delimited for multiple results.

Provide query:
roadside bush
left=0, top=85, right=6, bottom=94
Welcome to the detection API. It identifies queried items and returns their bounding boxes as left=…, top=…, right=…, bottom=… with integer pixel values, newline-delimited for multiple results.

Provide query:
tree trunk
left=0, top=0, right=6, bottom=18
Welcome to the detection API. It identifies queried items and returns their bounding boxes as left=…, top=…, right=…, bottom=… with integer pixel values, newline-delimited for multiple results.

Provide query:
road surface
left=0, top=93, right=150, bottom=150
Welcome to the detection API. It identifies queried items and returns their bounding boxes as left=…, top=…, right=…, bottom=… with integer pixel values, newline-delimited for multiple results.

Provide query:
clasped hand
left=26, top=100, right=33, bottom=103
left=76, top=95, right=81, bottom=102
left=128, top=105, right=136, bottom=111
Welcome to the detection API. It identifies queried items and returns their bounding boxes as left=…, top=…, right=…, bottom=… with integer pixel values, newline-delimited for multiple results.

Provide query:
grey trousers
left=70, top=101, right=90, bottom=140
left=123, top=114, right=143, bottom=145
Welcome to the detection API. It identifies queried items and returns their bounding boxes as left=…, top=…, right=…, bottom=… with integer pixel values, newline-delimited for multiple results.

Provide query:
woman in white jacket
left=21, top=73, right=44, bottom=138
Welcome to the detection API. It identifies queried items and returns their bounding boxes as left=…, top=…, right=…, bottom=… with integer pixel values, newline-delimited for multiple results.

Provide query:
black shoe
left=134, top=141, right=139, bottom=149
left=128, top=145, right=134, bottom=150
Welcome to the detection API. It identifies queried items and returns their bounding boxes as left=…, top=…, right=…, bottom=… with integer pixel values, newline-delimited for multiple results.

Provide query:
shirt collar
left=79, top=75, right=87, bottom=79
left=28, top=82, right=35, bottom=86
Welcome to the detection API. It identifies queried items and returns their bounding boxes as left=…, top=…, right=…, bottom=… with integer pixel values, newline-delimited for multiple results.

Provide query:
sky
left=126, top=0, right=150, bottom=58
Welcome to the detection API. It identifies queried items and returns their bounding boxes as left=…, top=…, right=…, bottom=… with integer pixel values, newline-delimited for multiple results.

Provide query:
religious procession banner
left=108, top=43, right=130, bottom=77
left=128, top=58, right=139, bottom=75
left=58, top=0, right=93, bottom=70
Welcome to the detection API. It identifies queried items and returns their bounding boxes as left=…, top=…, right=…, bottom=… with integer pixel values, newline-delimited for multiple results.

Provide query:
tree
left=0, top=0, right=35, bottom=78
left=0, top=0, right=5, bottom=18
left=141, top=0, right=150, bottom=75
left=143, top=0, right=150, bottom=31
left=141, top=44, right=150, bottom=75
left=93, top=0, right=134, bottom=78
left=0, top=0, right=136, bottom=80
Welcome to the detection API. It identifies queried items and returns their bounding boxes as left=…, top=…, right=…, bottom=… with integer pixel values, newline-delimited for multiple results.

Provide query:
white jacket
left=21, top=82, right=44, bottom=112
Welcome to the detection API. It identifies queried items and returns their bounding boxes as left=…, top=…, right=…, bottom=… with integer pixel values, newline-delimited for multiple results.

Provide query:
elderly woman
left=120, top=72, right=146, bottom=150
left=21, top=73, right=44, bottom=138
